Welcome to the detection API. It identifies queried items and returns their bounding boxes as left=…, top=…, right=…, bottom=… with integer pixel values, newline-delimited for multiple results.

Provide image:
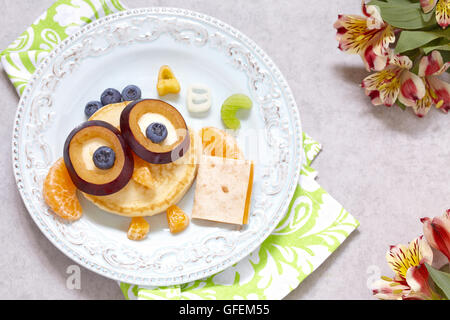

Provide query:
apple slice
left=120, top=99, right=190, bottom=164
left=63, top=120, right=134, bottom=195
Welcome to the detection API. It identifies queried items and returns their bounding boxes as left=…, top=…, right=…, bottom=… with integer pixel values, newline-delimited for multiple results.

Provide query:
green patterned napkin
left=1, top=0, right=359, bottom=300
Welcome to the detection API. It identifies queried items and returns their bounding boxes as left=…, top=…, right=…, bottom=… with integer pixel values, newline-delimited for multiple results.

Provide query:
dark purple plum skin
left=63, top=120, right=134, bottom=196
left=120, top=99, right=190, bottom=164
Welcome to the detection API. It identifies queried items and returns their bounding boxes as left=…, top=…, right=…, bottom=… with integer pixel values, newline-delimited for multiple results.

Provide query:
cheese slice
left=192, top=155, right=254, bottom=225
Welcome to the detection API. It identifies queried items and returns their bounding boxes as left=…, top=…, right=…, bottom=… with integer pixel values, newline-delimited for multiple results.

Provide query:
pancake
left=84, top=101, right=199, bottom=217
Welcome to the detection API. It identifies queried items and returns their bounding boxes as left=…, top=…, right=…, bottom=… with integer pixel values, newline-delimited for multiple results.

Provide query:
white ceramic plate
left=12, top=8, right=302, bottom=286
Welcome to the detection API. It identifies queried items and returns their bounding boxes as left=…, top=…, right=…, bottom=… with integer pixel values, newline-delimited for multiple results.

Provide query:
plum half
left=63, top=120, right=134, bottom=195
left=120, top=99, right=190, bottom=164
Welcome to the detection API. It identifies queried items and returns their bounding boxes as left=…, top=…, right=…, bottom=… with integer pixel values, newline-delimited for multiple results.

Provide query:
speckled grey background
left=0, top=0, right=448, bottom=300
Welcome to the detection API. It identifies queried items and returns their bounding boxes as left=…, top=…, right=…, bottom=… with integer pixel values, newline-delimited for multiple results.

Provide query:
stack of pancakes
left=85, top=102, right=199, bottom=217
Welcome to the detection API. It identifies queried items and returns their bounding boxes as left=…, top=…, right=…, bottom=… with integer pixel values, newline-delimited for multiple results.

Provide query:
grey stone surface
left=0, top=0, right=448, bottom=300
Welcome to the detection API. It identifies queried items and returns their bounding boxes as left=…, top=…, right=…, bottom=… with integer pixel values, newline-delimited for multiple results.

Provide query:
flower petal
left=436, top=0, right=450, bottom=29
left=418, top=51, right=450, bottom=77
left=412, top=81, right=434, bottom=117
left=427, top=75, right=450, bottom=113
left=420, top=0, right=438, bottom=13
left=398, top=71, right=426, bottom=107
left=371, top=278, right=410, bottom=300
left=387, top=236, right=433, bottom=279
left=371, top=28, right=395, bottom=58
left=405, top=264, right=432, bottom=298
left=364, top=4, right=385, bottom=30
left=416, top=236, right=433, bottom=265
left=334, top=7, right=394, bottom=71
left=363, top=71, right=401, bottom=106
left=421, top=217, right=438, bottom=247
left=390, top=54, right=413, bottom=70
left=387, top=244, right=412, bottom=278
left=365, top=89, right=383, bottom=105
left=334, top=14, right=370, bottom=53
left=421, top=213, right=450, bottom=260
left=361, top=45, right=389, bottom=71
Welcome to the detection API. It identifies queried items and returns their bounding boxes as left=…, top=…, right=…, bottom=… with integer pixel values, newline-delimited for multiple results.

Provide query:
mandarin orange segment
left=166, top=205, right=189, bottom=234
left=132, top=153, right=155, bottom=189
left=43, top=158, right=82, bottom=221
left=127, top=217, right=150, bottom=241
left=132, top=166, right=154, bottom=189
left=201, top=127, right=243, bottom=160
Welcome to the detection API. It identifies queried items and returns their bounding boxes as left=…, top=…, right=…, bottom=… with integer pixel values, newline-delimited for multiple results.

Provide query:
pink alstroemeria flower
left=372, top=236, right=435, bottom=300
left=421, top=209, right=450, bottom=261
left=362, top=54, right=426, bottom=107
left=421, top=0, right=450, bottom=29
left=416, top=51, right=450, bottom=116
left=334, top=1, right=395, bottom=71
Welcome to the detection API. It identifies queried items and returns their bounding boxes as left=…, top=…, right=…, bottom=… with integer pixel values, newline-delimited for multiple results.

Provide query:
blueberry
left=84, top=101, right=103, bottom=118
left=93, top=146, right=116, bottom=170
left=100, top=88, right=122, bottom=105
left=146, top=122, right=168, bottom=143
left=122, top=85, right=142, bottom=101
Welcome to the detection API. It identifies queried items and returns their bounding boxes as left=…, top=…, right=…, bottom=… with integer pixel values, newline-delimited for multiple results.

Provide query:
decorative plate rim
left=11, top=7, right=303, bottom=286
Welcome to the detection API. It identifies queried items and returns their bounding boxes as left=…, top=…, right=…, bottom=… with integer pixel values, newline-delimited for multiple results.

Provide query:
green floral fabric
left=0, top=0, right=125, bottom=95
left=1, top=0, right=359, bottom=300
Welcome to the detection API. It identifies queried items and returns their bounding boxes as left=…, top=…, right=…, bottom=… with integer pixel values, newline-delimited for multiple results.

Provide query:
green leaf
left=395, top=29, right=450, bottom=53
left=418, top=36, right=450, bottom=54
left=386, top=0, right=420, bottom=4
left=440, top=264, right=450, bottom=273
left=401, top=48, right=421, bottom=60
left=396, top=31, right=440, bottom=53
left=439, top=50, right=450, bottom=61
left=368, top=1, right=437, bottom=30
left=423, top=42, right=450, bottom=53
left=425, top=263, right=450, bottom=299
left=422, top=10, right=435, bottom=23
